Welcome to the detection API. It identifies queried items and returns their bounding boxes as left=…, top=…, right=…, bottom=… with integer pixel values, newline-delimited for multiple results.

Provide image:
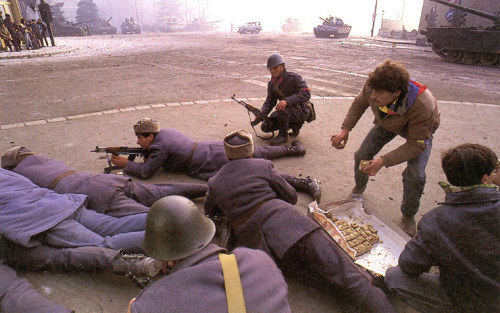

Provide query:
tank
left=121, top=18, right=141, bottom=34
left=52, top=21, right=85, bottom=37
left=91, top=17, right=117, bottom=35
left=424, top=0, right=500, bottom=66
left=282, top=18, right=300, bottom=32
left=313, top=16, right=351, bottom=38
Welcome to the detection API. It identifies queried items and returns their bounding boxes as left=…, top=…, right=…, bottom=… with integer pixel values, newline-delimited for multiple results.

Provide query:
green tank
left=424, top=0, right=499, bottom=66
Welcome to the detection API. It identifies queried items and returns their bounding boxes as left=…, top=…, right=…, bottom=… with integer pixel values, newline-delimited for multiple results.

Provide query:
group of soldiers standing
left=0, top=53, right=498, bottom=313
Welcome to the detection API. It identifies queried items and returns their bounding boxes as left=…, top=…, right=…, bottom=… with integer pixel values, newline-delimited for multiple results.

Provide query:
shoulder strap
left=218, top=253, right=247, bottom=313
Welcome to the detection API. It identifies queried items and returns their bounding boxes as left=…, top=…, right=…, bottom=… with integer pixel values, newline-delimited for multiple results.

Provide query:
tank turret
left=424, top=0, right=499, bottom=66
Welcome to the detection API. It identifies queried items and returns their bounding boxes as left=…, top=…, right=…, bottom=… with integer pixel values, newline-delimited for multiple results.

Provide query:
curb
left=0, top=48, right=77, bottom=60
left=1, top=96, right=498, bottom=131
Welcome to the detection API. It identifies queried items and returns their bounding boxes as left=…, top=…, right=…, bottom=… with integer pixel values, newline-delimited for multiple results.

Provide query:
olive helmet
left=267, top=53, right=285, bottom=69
left=142, top=195, right=215, bottom=261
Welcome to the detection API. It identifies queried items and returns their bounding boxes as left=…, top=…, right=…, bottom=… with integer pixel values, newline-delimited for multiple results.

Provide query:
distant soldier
left=38, top=0, right=55, bottom=46
left=253, top=53, right=315, bottom=146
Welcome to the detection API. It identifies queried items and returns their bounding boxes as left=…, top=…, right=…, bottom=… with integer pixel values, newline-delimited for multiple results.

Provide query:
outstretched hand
left=331, top=129, right=349, bottom=149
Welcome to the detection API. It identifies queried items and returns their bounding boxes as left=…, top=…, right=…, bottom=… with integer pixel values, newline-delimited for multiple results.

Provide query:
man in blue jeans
left=331, top=59, right=440, bottom=236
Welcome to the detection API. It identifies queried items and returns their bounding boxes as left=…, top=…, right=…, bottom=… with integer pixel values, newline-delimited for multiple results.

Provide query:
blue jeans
left=41, top=206, right=146, bottom=253
left=385, top=267, right=453, bottom=313
left=354, top=125, right=433, bottom=217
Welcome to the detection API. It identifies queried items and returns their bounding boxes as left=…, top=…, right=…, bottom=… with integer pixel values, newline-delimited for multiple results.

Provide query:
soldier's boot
left=270, top=114, right=289, bottom=146
left=289, top=123, right=302, bottom=137
left=285, top=140, right=306, bottom=156
left=290, top=175, right=322, bottom=203
left=112, top=252, right=162, bottom=277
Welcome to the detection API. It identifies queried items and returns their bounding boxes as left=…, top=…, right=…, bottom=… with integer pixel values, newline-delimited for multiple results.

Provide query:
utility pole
left=135, top=0, right=140, bottom=24
left=371, top=0, right=378, bottom=37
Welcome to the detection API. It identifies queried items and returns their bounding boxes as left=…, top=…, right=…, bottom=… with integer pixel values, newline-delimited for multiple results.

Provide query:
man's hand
left=276, top=100, right=288, bottom=111
left=331, top=129, right=349, bottom=149
left=361, top=158, right=384, bottom=176
left=111, top=155, right=129, bottom=168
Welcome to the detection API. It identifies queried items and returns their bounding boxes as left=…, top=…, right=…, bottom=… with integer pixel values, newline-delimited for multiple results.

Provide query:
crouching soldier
left=128, top=195, right=291, bottom=313
left=252, top=53, right=315, bottom=146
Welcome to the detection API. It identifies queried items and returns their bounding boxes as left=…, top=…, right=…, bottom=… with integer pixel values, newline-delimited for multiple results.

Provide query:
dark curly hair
left=367, top=59, right=410, bottom=94
left=441, top=143, right=498, bottom=186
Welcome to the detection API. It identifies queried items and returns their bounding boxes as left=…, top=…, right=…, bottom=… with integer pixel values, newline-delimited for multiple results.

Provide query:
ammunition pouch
left=305, top=101, right=316, bottom=123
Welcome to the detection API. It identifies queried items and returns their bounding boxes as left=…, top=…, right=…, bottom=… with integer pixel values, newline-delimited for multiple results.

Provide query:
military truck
left=423, top=0, right=499, bottom=66
left=238, top=22, right=262, bottom=34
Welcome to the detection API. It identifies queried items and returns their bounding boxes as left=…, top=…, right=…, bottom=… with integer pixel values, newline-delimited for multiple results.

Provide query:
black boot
left=270, top=114, right=289, bottom=146
left=286, top=140, right=306, bottom=156
left=291, top=176, right=322, bottom=203
left=112, top=252, right=162, bottom=277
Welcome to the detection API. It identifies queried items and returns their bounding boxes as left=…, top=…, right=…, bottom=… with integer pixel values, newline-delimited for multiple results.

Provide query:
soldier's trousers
left=0, top=261, right=73, bottom=313
left=41, top=206, right=146, bottom=253
left=279, top=229, right=396, bottom=313
left=104, top=181, right=208, bottom=217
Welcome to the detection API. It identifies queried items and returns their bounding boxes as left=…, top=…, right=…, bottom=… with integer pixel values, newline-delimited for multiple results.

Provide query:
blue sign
left=445, top=9, right=454, bottom=22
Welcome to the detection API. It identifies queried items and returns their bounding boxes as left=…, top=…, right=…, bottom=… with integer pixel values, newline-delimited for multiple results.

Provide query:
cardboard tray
left=308, top=199, right=411, bottom=276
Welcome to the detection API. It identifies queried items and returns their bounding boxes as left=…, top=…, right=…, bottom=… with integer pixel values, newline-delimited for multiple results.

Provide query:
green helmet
left=142, top=195, right=215, bottom=261
left=267, top=53, right=285, bottom=69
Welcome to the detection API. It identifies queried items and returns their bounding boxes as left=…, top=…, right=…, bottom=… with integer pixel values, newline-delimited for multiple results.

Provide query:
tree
left=76, top=0, right=100, bottom=24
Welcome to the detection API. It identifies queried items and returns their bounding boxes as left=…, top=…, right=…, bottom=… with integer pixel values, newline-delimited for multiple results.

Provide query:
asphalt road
left=0, top=32, right=499, bottom=313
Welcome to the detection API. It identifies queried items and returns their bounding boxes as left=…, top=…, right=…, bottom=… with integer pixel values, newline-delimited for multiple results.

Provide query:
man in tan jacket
left=331, top=59, right=440, bottom=237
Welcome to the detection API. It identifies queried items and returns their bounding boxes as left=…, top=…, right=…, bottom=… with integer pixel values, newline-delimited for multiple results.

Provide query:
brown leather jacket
left=342, top=82, right=440, bottom=167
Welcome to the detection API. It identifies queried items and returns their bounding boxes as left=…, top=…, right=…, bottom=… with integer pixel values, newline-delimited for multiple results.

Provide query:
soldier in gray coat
left=128, top=196, right=291, bottom=313
left=204, top=129, right=396, bottom=313
left=111, top=118, right=321, bottom=201
left=0, top=168, right=149, bottom=253
left=1, top=146, right=208, bottom=217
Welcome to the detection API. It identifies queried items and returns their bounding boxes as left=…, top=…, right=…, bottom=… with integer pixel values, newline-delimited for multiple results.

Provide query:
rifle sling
left=48, top=170, right=77, bottom=190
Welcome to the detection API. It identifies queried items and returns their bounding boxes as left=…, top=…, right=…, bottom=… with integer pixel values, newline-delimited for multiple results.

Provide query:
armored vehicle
left=282, top=18, right=300, bottom=32
left=121, top=18, right=141, bottom=34
left=313, top=16, right=351, bottom=38
left=91, top=18, right=117, bottom=35
left=238, top=22, right=262, bottom=34
left=52, top=21, right=85, bottom=37
left=424, top=0, right=499, bottom=66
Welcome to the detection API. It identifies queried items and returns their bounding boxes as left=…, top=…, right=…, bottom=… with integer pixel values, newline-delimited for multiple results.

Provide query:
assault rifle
left=90, top=146, right=149, bottom=174
left=231, top=94, right=275, bottom=139
left=231, top=94, right=271, bottom=126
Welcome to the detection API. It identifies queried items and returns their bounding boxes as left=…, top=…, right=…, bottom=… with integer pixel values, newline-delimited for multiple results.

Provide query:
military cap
left=1, top=146, right=35, bottom=169
left=134, top=117, right=160, bottom=135
left=224, top=129, right=254, bottom=160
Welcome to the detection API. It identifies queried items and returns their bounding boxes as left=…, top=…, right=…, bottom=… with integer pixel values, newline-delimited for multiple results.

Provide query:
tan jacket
left=0, top=26, right=12, bottom=41
left=342, top=82, right=440, bottom=167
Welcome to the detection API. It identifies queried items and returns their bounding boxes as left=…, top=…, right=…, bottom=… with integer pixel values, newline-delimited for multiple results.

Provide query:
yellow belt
left=218, top=253, right=247, bottom=313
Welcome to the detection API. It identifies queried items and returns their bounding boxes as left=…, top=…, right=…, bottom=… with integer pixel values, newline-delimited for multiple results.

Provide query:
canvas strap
left=218, top=253, right=247, bottom=313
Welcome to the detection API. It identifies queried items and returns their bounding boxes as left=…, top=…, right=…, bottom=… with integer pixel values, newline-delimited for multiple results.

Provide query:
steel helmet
left=142, top=195, right=215, bottom=261
left=267, top=53, right=285, bottom=69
